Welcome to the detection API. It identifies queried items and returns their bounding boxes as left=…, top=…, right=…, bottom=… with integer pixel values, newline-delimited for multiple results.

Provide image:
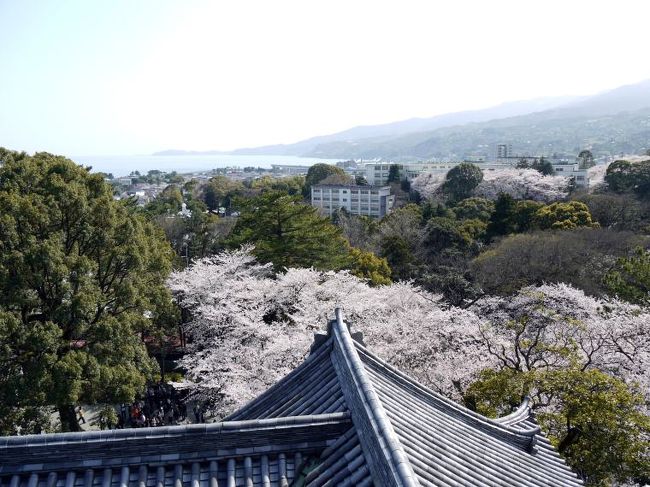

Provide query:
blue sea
left=70, top=154, right=341, bottom=177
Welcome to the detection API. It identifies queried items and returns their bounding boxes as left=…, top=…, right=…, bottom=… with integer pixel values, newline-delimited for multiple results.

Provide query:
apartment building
left=311, top=184, right=394, bottom=218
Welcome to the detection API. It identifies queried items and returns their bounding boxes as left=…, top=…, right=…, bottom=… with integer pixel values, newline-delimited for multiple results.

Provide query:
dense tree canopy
left=533, top=201, right=597, bottom=230
left=605, top=159, right=650, bottom=198
left=247, top=175, right=304, bottom=196
left=467, top=285, right=650, bottom=485
left=441, top=163, right=483, bottom=202
left=605, top=247, right=650, bottom=307
left=468, top=367, right=649, bottom=486
left=0, top=153, right=176, bottom=433
left=202, top=175, right=244, bottom=211
left=472, top=228, right=646, bottom=296
left=347, top=247, right=392, bottom=286
left=144, top=185, right=184, bottom=216
left=303, top=163, right=348, bottom=197
left=452, top=197, right=494, bottom=222
left=578, top=193, right=647, bottom=231
left=485, top=193, right=517, bottom=239
left=227, top=191, right=350, bottom=270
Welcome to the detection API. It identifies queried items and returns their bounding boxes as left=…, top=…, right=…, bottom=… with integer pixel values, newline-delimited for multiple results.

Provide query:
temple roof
left=0, top=309, right=583, bottom=487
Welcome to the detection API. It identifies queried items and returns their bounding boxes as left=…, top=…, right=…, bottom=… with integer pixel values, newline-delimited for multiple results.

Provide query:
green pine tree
left=227, top=191, right=350, bottom=270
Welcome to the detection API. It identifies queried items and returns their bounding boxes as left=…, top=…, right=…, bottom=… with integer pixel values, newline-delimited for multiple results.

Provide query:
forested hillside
left=232, top=80, right=650, bottom=161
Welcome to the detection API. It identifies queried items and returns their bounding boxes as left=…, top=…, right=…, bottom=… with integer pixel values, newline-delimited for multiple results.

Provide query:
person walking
left=76, top=406, right=86, bottom=425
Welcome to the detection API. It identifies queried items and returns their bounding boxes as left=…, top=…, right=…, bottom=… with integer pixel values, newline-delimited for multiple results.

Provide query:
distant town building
left=116, top=177, right=134, bottom=185
left=496, top=143, right=512, bottom=159
left=550, top=161, right=589, bottom=187
left=495, top=155, right=538, bottom=164
left=364, top=163, right=398, bottom=185
left=270, top=164, right=312, bottom=175
left=336, top=160, right=359, bottom=170
left=311, top=184, right=394, bottom=218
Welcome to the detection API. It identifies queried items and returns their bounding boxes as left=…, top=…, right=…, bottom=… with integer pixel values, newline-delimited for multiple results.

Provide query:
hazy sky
left=1, top=0, right=649, bottom=156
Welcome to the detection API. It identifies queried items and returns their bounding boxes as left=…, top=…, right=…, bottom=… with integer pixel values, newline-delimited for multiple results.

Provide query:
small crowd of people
left=115, top=382, right=204, bottom=428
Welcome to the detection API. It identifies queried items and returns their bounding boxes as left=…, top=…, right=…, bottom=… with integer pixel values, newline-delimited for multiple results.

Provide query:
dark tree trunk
left=58, top=404, right=82, bottom=432
left=558, top=427, right=581, bottom=453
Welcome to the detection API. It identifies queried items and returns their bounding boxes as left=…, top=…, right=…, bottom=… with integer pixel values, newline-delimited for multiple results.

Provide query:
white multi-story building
left=311, top=184, right=394, bottom=218
left=547, top=162, right=588, bottom=185
left=364, top=163, right=459, bottom=186
left=496, top=144, right=513, bottom=159
left=364, top=160, right=590, bottom=188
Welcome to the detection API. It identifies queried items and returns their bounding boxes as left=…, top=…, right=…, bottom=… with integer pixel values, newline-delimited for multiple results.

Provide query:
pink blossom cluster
left=168, top=248, right=650, bottom=417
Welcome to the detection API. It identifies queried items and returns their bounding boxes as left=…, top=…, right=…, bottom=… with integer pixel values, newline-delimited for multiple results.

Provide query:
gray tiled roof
left=0, top=309, right=584, bottom=487
left=226, top=337, right=346, bottom=421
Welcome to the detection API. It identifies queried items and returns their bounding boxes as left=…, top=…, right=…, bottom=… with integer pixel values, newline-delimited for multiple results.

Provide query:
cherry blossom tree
left=469, top=284, right=650, bottom=486
left=471, top=283, right=650, bottom=394
left=169, top=249, right=649, bottom=421
left=168, top=250, right=650, bottom=484
left=473, top=168, right=570, bottom=202
left=412, top=168, right=570, bottom=203
left=168, top=247, right=488, bottom=415
left=587, top=163, right=609, bottom=191
left=410, top=172, right=445, bottom=200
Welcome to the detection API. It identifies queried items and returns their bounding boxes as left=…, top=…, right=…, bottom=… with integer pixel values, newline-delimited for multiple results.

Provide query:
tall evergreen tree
left=227, top=191, right=350, bottom=270
left=485, top=193, right=517, bottom=240
left=577, top=149, right=595, bottom=169
left=441, top=163, right=483, bottom=202
left=0, top=152, right=176, bottom=433
left=387, top=164, right=401, bottom=183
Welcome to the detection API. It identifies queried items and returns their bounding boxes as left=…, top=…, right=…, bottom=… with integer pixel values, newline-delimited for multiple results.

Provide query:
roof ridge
left=354, top=338, right=541, bottom=449
left=330, top=308, right=419, bottom=487
left=0, top=412, right=350, bottom=448
left=494, top=397, right=533, bottom=426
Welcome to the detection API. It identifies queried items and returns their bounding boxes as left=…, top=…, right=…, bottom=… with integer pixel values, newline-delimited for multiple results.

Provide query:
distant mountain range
left=155, top=79, right=650, bottom=160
